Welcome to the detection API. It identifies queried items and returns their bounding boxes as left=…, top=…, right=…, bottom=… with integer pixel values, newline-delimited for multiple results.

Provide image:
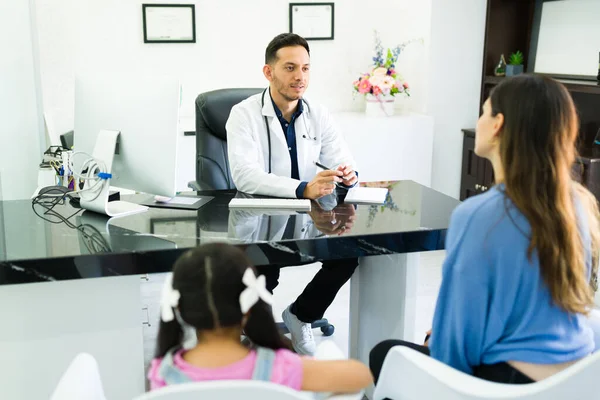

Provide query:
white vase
left=365, top=94, right=395, bottom=117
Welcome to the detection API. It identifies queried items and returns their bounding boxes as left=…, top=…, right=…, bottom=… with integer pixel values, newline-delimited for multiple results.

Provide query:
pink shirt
left=148, top=348, right=304, bottom=390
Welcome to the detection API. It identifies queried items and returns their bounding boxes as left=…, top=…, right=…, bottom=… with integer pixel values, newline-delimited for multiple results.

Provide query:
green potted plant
left=506, top=50, right=524, bottom=76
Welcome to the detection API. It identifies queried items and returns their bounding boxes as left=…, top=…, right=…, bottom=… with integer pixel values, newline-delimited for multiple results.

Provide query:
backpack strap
left=158, top=347, right=194, bottom=385
left=251, top=347, right=277, bottom=382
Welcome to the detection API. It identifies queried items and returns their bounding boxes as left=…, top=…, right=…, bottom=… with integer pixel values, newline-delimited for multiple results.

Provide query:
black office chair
left=191, top=88, right=335, bottom=337
left=188, top=88, right=262, bottom=191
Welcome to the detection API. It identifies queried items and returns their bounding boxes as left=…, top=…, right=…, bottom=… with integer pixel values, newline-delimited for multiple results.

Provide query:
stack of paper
left=343, top=187, right=388, bottom=205
left=229, top=198, right=311, bottom=211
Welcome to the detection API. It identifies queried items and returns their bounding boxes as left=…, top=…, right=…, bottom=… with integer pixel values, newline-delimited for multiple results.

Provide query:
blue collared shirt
left=430, top=185, right=595, bottom=374
left=271, top=98, right=308, bottom=198
left=271, top=97, right=358, bottom=198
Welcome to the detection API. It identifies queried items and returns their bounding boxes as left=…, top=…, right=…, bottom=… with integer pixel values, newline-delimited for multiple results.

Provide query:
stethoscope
left=261, top=88, right=316, bottom=173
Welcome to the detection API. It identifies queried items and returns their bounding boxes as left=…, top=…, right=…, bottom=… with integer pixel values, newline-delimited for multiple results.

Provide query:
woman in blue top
left=370, top=74, right=599, bottom=384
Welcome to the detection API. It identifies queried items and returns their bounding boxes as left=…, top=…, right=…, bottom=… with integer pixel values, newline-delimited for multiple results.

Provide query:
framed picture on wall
left=142, top=4, right=196, bottom=43
left=289, top=3, right=335, bottom=40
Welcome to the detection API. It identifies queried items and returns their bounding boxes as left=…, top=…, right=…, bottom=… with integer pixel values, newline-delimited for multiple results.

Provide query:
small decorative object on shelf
left=506, top=50, right=524, bottom=76
left=352, top=30, right=421, bottom=117
left=494, top=54, right=507, bottom=77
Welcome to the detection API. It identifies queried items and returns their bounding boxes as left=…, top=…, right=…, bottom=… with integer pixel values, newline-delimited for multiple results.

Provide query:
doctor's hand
left=337, top=164, right=358, bottom=187
left=304, top=170, right=343, bottom=200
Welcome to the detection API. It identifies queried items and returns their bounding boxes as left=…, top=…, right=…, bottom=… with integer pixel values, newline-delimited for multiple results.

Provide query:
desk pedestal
left=0, top=275, right=145, bottom=400
left=351, top=253, right=420, bottom=399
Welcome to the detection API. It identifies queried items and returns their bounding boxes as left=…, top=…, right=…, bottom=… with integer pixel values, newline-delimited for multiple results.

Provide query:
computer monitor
left=74, top=73, right=181, bottom=217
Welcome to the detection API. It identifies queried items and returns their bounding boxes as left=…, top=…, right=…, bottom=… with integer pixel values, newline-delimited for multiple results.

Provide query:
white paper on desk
left=166, top=197, right=199, bottom=205
left=344, top=187, right=388, bottom=205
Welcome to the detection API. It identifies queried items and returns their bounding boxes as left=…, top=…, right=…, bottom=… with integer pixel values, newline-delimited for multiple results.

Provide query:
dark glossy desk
left=1, top=180, right=457, bottom=283
left=0, top=181, right=460, bottom=399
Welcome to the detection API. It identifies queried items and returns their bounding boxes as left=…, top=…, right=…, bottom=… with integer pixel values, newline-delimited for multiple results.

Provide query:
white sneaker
left=282, top=305, right=316, bottom=356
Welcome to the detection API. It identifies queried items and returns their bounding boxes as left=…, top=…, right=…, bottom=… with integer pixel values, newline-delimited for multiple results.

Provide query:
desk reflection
left=227, top=192, right=357, bottom=243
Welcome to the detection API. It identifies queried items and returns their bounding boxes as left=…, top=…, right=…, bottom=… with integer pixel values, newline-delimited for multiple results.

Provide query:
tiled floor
left=140, top=250, right=446, bottom=371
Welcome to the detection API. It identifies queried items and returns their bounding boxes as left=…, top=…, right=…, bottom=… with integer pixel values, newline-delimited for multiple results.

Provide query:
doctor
left=226, top=33, right=359, bottom=355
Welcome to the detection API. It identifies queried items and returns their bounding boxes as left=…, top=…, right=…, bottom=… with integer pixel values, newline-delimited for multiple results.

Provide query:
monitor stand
left=80, top=130, right=148, bottom=218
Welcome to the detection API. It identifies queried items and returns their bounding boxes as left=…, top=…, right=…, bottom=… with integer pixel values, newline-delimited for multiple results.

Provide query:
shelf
left=484, top=75, right=600, bottom=95
left=483, top=76, right=504, bottom=85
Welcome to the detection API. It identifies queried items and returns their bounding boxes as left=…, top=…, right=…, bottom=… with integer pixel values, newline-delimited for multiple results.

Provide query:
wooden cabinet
left=460, top=129, right=600, bottom=202
left=573, top=149, right=600, bottom=202
left=460, top=129, right=494, bottom=201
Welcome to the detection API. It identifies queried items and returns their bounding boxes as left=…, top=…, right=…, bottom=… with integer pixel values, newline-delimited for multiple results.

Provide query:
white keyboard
left=229, top=198, right=311, bottom=211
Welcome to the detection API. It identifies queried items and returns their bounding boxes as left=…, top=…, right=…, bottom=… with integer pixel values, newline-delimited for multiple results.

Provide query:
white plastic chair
left=132, top=380, right=362, bottom=400
left=373, top=346, right=600, bottom=400
left=49, top=353, right=107, bottom=400
left=132, top=380, right=312, bottom=400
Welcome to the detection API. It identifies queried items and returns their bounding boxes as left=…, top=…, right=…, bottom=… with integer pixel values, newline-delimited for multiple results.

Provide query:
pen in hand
left=314, top=161, right=332, bottom=171
left=314, top=161, right=344, bottom=187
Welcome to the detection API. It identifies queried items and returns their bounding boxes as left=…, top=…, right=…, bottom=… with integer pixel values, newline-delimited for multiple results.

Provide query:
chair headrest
left=195, top=88, right=262, bottom=140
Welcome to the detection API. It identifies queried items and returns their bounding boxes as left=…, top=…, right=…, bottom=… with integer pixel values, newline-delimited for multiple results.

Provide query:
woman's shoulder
left=450, top=186, right=507, bottom=232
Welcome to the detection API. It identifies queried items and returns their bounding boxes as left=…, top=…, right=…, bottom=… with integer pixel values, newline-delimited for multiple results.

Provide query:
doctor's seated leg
left=258, top=258, right=358, bottom=355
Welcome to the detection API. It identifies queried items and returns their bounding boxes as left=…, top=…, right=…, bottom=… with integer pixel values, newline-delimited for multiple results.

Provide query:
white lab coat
left=226, top=89, right=357, bottom=198
left=228, top=210, right=320, bottom=244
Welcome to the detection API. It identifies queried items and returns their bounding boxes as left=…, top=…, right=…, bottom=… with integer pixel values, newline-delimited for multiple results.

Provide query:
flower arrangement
left=353, top=31, right=420, bottom=99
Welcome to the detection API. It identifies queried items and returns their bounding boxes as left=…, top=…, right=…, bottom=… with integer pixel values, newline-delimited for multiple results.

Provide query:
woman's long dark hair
left=155, top=243, right=291, bottom=357
left=490, top=74, right=599, bottom=314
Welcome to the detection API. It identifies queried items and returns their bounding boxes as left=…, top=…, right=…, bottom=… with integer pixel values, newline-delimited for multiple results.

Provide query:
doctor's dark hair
left=265, top=33, right=310, bottom=65
left=155, top=243, right=291, bottom=358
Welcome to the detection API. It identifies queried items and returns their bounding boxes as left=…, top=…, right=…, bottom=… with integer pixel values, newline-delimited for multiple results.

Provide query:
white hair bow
left=160, top=273, right=181, bottom=322
left=239, top=268, right=273, bottom=314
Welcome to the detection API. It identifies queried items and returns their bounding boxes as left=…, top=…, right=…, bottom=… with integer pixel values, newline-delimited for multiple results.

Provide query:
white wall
left=0, top=0, right=44, bottom=200
left=36, top=0, right=431, bottom=133
left=426, top=0, right=486, bottom=198
left=34, top=0, right=488, bottom=198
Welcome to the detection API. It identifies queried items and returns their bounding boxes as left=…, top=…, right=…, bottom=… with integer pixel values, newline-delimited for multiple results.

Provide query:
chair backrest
left=49, top=353, right=106, bottom=400
left=132, top=380, right=312, bottom=400
left=373, top=345, right=600, bottom=400
left=195, top=88, right=262, bottom=190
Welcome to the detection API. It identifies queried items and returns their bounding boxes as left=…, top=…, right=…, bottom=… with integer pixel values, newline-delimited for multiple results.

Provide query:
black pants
left=256, top=258, right=358, bottom=323
left=370, top=339, right=534, bottom=386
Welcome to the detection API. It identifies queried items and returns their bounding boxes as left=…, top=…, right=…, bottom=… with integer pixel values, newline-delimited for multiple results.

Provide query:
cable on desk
left=31, top=186, right=112, bottom=254
left=68, top=151, right=109, bottom=202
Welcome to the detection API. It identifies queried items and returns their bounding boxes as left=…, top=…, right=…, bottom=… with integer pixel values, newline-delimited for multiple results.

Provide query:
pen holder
left=53, top=168, right=75, bottom=190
